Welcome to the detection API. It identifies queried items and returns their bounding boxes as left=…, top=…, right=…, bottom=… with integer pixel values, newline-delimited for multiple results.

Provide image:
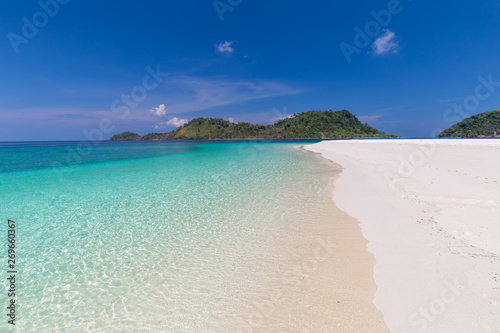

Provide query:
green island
left=110, top=110, right=398, bottom=140
left=111, top=131, right=142, bottom=140
left=437, top=110, right=500, bottom=138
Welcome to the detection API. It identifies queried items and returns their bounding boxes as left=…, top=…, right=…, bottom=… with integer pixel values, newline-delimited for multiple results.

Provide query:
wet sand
left=231, top=150, right=388, bottom=332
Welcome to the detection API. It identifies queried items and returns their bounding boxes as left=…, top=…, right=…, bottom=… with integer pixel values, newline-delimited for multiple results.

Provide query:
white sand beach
left=305, top=139, right=500, bottom=333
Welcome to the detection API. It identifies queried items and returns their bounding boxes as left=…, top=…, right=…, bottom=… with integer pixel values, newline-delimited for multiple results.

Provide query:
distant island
left=437, top=110, right=500, bottom=138
left=110, top=110, right=398, bottom=140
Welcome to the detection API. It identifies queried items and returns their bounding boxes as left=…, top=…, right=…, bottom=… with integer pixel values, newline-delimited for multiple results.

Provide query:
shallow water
left=0, top=140, right=342, bottom=331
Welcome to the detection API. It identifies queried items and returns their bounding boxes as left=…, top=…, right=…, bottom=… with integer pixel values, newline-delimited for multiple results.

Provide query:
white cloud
left=150, top=104, right=166, bottom=117
left=166, top=117, right=188, bottom=127
left=372, top=29, right=399, bottom=55
left=216, top=41, right=235, bottom=55
left=154, top=117, right=188, bottom=129
left=228, top=117, right=237, bottom=124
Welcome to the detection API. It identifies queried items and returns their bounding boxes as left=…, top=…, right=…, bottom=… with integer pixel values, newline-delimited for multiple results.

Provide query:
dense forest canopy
left=437, top=110, right=500, bottom=138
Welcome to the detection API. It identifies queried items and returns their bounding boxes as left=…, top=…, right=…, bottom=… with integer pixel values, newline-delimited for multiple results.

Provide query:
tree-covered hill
left=142, top=118, right=269, bottom=140
left=437, top=110, right=500, bottom=138
left=109, top=131, right=142, bottom=140
left=271, top=110, right=387, bottom=138
left=110, top=110, right=398, bottom=140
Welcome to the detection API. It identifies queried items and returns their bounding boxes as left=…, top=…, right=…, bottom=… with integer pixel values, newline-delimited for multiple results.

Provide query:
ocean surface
left=0, top=140, right=336, bottom=331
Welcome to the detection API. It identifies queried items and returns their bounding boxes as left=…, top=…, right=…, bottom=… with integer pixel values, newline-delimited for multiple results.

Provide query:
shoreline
left=305, top=139, right=500, bottom=332
left=231, top=149, right=387, bottom=332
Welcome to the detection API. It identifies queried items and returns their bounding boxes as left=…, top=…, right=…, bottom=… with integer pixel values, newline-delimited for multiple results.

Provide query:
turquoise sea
left=0, top=140, right=335, bottom=332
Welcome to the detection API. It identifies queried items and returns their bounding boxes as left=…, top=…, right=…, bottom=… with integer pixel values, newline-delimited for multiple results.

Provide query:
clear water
left=0, top=140, right=333, bottom=331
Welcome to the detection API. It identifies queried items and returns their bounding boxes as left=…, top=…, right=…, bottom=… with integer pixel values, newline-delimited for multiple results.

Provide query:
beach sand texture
left=306, top=139, right=500, bottom=333
left=229, top=152, right=388, bottom=332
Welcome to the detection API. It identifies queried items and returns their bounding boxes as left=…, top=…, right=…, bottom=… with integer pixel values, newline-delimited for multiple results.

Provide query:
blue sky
left=1, top=0, right=500, bottom=140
